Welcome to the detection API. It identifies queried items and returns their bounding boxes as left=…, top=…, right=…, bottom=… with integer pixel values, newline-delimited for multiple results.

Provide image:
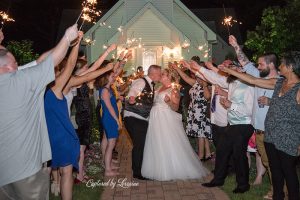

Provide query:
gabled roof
left=106, top=2, right=190, bottom=45
left=56, top=1, right=242, bottom=45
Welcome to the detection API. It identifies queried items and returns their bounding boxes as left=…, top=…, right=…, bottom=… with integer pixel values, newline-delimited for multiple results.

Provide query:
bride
left=141, top=68, right=209, bottom=181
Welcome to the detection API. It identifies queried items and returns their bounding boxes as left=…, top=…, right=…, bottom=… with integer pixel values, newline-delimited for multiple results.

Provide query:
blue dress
left=44, top=89, right=80, bottom=170
left=99, top=87, right=119, bottom=139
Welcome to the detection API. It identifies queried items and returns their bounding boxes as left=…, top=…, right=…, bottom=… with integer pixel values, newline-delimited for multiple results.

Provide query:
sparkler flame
left=222, top=16, right=241, bottom=27
left=0, top=11, right=15, bottom=28
left=77, top=0, right=101, bottom=30
left=181, top=40, right=190, bottom=49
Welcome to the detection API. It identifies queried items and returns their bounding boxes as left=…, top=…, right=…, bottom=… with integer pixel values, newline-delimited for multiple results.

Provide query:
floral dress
left=186, top=82, right=211, bottom=139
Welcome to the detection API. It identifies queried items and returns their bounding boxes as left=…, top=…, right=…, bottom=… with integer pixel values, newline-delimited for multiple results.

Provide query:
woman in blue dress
left=44, top=33, right=82, bottom=199
left=97, top=70, right=120, bottom=176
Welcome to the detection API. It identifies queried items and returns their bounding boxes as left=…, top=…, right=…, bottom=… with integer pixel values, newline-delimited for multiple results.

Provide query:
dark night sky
left=0, top=0, right=286, bottom=54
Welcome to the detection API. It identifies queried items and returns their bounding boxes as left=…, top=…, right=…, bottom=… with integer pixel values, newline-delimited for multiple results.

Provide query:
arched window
left=143, top=50, right=157, bottom=73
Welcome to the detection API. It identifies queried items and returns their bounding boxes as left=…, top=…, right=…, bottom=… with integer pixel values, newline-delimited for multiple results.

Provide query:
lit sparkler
left=83, top=37, right=95, bottom=46
left=0, top=11, right=15, bottom=30
left=181, top=40, right=190, bottom=49
left=222, top=4, right=241, bottom=36
left=76, top=0, right=101, bottom=30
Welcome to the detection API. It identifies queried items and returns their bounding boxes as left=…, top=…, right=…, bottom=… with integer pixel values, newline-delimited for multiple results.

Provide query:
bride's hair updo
left=164, top=68, right=180, bottom=83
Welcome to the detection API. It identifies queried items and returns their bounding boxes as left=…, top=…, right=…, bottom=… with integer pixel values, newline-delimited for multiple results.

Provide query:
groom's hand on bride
left=128, top=96, right=136, bottom=104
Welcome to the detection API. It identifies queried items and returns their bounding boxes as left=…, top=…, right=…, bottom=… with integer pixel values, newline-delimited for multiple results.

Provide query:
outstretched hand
left=179, top=60, right=191, bottom=70
left=190, top=60, right=201, bottom=73
left=218, top=64, right=230, bottom=73
left=65, top=24, right=79, bottom=43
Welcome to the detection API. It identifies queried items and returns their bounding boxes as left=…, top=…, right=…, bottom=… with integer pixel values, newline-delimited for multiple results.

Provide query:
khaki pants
left=0, top=167, right=49, bottom=200
left=256, top=133, right=273, bottom=186
left=256, top=132, right=275, bottom=197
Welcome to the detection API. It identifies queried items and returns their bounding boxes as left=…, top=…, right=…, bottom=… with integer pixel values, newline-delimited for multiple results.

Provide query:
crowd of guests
left=0, top=22, right=299, bottom=200
left=0, top=25, right=130, bottom=199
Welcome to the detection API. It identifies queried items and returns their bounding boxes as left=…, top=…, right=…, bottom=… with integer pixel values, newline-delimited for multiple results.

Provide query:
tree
left=6, top=40, right=39, bottom=65
left=245, top=0, right=300, bottom=60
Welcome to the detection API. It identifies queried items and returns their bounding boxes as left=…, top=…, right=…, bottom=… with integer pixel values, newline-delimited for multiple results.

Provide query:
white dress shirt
left=199, top=67, right=254, bottom=125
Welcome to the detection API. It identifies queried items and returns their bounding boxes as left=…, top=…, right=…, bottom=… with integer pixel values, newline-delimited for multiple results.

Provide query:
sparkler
left=181, top=40, right=190, bottom=49
left=222, top=5, right=231, bottom=36
left=222, top=4, right=242, bottom=36
left=0, top=11, right=15, bottom=30
left=76, top=0, right=101, bottom=30
left=82, top=36, right=95, bottom=46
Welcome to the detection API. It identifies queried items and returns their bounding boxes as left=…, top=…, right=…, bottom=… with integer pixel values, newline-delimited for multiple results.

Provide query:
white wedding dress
left=141, top=88, right=209, bottom=181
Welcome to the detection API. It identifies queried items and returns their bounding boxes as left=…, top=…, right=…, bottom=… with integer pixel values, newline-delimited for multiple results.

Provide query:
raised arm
left=171, top=63, right=196, bottom=86
left=80, top=44, right=116, bottom=76
left=64, top=62, right=114, bottom=93
left=219, top=65, right=277, bottom=89
left=51, top=24, right=79, bottom=67
left=53, top=31, right=83, bottom=93
left=36, top=49, right=53, bottom=64
left=205, top=62, right=219, bottom=73
left=229, top=35, right=250, bottom=67
left=190, top=61, right=229, bottom=89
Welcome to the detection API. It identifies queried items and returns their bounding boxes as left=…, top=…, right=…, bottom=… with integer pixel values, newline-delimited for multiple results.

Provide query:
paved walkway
left=100, top=131, right=230, bottom=200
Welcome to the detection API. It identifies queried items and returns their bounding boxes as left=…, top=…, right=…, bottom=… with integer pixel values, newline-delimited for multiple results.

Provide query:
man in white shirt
left=229, top=35, right=279, bottom=199
left=192, top=61, right=254, bottom=193
left=124, top=65, right=161, bottom=180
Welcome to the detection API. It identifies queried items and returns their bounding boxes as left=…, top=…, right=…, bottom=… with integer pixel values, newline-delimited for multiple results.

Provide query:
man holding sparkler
left=0, top=24, right=79, bottom=199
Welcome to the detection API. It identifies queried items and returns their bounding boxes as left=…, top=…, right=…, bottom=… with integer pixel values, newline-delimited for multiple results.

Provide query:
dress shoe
left=232, top=185, right=250, bottom=193
left=133, top=175, right=149, bottom=180
left=202, top=181, right=223, bottom=187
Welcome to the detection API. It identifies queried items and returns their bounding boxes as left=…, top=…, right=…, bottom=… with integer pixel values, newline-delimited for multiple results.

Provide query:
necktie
left=211, top=94, right=217, bottom=113
left=151, top=82, right=155, bottom=100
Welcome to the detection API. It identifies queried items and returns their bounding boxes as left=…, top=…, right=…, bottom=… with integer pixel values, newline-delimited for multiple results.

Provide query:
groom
left=124, top=65, right=161, bottom=180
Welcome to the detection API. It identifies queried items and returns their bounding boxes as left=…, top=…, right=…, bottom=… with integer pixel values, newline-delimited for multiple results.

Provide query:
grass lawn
left=190, top=136, right=300, bottom=200
left=190, top=137, right=272, bottom=200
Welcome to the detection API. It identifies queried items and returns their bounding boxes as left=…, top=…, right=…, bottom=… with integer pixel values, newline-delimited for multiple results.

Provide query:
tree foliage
left=6, top=40, right=39, bottom=66
left=245, top=0, right=300, bottom=60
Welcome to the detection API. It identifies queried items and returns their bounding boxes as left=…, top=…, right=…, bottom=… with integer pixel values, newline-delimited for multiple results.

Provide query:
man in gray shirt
left=0, top=24, right=79, bottom=199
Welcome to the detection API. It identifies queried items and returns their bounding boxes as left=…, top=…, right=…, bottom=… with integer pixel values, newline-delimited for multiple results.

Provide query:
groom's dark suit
left=124, top=76, right=155, bottom=179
